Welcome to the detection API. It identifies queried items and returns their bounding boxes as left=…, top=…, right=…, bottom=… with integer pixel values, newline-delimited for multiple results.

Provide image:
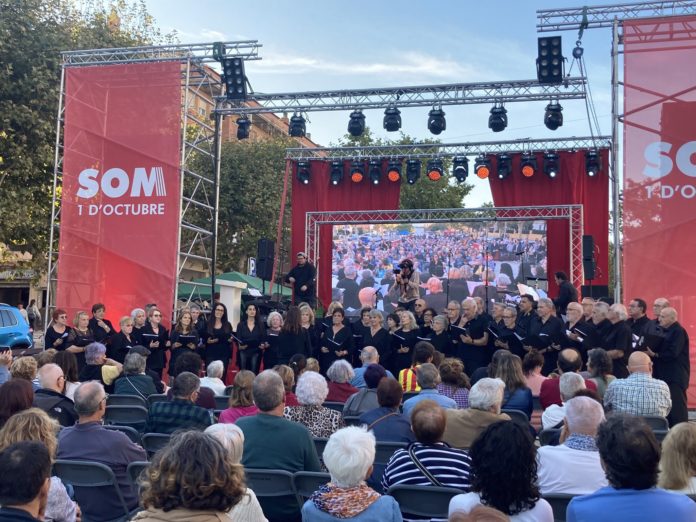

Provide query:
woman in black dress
left=203, top=302, right=233, bottom=380
left=45, top=309, right=73, bottom=354
left=88, top=303, right=115, bottom=346
left=277, top=305, right=312, bottom=365
left=130, top=307, right=147, bottom=346
left=140, top=306, right=170, bottom=378
left=427, top=314, right=454, bottom=356
left=299, top=303, right=320, bottom=357
left=391, top=310, right=421, bottom=373
left=236, top=303, right=265, bottom=373
left=363, top=309, right=391, bottom=366
left=64, top=310, right=93, bottom=372
left=262, top=311, right=283, bottom=371
left=319, top=308, right=354, bottom=374
left=110, top=315, right=136, bottom=363
left=170, top=310, right=200, bottom=372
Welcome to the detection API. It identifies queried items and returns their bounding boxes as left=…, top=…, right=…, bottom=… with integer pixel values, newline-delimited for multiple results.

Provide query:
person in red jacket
left=539, top=348, right=597, bottom=409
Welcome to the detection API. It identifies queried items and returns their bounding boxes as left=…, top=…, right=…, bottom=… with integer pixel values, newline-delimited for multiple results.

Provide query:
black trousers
left=667, top=382, right=688, bottom=427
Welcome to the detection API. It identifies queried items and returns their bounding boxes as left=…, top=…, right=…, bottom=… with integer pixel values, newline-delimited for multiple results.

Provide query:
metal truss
left=305, top=205, right=585, bottom=292
left=214, top=77, right=588, bottom=115
left=285, top=136, right=611, bottom=161
left=537, top=1, right=696, bottom=31
left=62, top=41, right=261, bottom=66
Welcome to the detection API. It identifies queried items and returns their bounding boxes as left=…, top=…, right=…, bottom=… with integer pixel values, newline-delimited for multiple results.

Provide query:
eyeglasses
left=100, top=393, right=109, bottom=404
left=153, top=313, right=161, bottom=317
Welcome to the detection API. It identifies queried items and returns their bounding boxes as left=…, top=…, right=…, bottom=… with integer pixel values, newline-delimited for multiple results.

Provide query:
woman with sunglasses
left=44, top=309, right=73, bottom=353
left=141, top=307, right=170, bottom=378
left=204, top=303, right=233, bottom=382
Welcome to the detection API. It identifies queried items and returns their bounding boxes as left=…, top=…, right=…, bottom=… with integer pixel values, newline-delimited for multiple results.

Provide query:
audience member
left=0, top=441, right=52, bottom=522
left=449, top=505, right=511, bottom=522
left=32, top=363, right=77, bottom=427
left=496, top=353, right=533, bottom=419
left=0, top=379, right=34, bottom=428
left=442, top=378, right=510, bottom=449
left=359, top=378, right=415, bottom=443
left=273, top=364, right=300, bottom=406
left=522, top=351, right=547, bottom=396
left=0, top=351, right=12, bottom=387
left=129, top=345, right=165, bottom=393
left=169, top=352, right=215, bottom=409
left=449, top=421, right=553, bottom=521
left=343, top=364, right=386, bottom=417
left=284, top=371, right=345, bottom=438
left=10, top=356, right=38, bottom=388
left=566, top=415, right=696, bottom=521
left=133, top=431, right=246, bottom=522
left=146, top=372, right=212, bottom=434
left=52, top=351, right=80, bottom=401
left=537, top=396, right=607, bottom=495
left=351, top=346, right=394, bottom=388
left=306, top=357, right=320, bottom=373
left=658, top=422, right=696, bottom=495
left=541, top=373, right=585, bottom=430
left=219, top=370, right=259, bottom=424
left=77, top=342, right=122, bottom=392
left=402, top=363, right=457, bottom=417
left=437, top=357, right=470, bottom=408
left=199, top=360, right=227, bottom=396
left=237, top=370, right=321, bottom=521
left=113, top=352, right=157, bottom=399
left=303, top=427, right=402, bottom=521
left=399, top=342, right=434, bottom=392
left=325, top=360, right=358, bottom=403
left=539, top=349, right=596, bottom=409
left=57, top=381, right=146, bottom=521
left=603, top=351, right=671, bottom=418
left=585, top=348, right=615, bottom=400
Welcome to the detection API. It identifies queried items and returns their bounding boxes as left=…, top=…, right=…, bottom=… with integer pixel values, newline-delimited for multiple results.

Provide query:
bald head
left=38, top=363, right=64, bottom=393
left=360, top=346, right=379, bottom=364
left=658, top=307, right=678, bottom=329
left=628, top=351, right=652, bottom=374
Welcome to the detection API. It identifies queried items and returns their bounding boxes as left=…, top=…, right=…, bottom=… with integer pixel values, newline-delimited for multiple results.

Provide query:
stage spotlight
left=426, top=159, right=444, bottom=181
left=585, top=150, right=600, bottom=177
left=543, top=152, right=560, bottom=178
left=406, top=159, right=421, bottom=185
left=520, top=152, right=537, bottom=178
left=544, top=101, right=563, bottom=131
left=496, top=154, right=512, bottom=180
left=350, top=162, right=364, bottom=183
left=330, top=161, right=344, bottom=186
left=212, top=41, right=226, bottom=61
left=488, top=105, right=508, bottom=132
left=236, top=116, right=251, bottom=140
left=474, top=156, right=491, bottom=179
left=296, top=161, right=311, bottom=185
left=369, top=160, right=382, bottom=185
left=387, top=161, right=402, bottom=182
left=452, top=156, right=469, bottom=183
left=383, top=105, right=402, bottom=132
left=289, top=113, right=306, bottom=137
left=537, top=36, right=564, bottom=84
left=427, top=107, right=446, bottom=135
left=222, top=57, right=247, bottom=101
left=348, top=110, right=366, bottom=137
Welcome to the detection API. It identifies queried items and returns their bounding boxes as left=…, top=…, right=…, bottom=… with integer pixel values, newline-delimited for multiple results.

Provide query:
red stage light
left=522, top=165, right=535, bottom=177
left=427, top=169, right=442, bottom=181
left=351, top=171, right=364, bottom=183
left=387, top=169, right=400, bottom=182
left=476, top=166, right=490, bottom=179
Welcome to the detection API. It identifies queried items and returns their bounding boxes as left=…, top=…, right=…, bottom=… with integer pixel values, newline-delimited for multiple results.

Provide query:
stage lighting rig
left=383, top=105, right=402, bottom=132
left=452, top=157, right=469, bottom=183
left=427, top=107, right=446, bottom=135
left=543, top=152, right=559, bottom=178
left=537, top=36, right=564, bottom=84
left=496, top=154, right=512, bottom=180
left=585, top=150, right=600, bottom=177
left=488, top=104, right=508, bottom=132
left=544, top=101, right=563, bottom=131
left=406, top=159, right=421, bottom=184
left=236, top=116, right=251, bottom=140
left=369, top=160, right=382, bottom=185
left=427, top=159, right=444, bottom=181
left=296, top=161, right=311, bottom=185
left=520, top=152, right=537, bottom=178
left=348, top=110, right=366, bottom=137
left=387, top=161, right=402, bottom=182
left=289, top=113, right=306, bottom=137
left=330, top=161, right=344, bottom=186
left=474, top=156, right=491, bottom=179
left=350, top=161, right=364, bottom=183
left=222, top=57, right=247, bottom=101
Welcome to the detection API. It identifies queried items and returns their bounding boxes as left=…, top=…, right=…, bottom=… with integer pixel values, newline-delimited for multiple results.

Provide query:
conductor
left=285, top=251, right=317, bottom=307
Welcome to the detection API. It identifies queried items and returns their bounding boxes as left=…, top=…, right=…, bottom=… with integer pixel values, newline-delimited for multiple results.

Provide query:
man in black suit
left=552, top=271, right=578, bottom=317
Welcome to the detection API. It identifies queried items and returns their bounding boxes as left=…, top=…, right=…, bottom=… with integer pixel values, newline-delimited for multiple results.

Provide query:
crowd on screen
left=0, top=257, right=693, bottom=521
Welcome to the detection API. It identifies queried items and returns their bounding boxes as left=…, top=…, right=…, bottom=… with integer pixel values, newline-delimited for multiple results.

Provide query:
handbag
left=408, top=445, right=445, bottom=487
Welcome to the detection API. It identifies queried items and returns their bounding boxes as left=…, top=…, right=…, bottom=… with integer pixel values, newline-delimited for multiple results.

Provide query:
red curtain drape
left=291, top=160, right=401, bottom=309
left=488, top=150, right=610, bottom=297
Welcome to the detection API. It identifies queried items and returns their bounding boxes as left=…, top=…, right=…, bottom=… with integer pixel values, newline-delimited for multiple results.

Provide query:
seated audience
left=658, top=422, right=696, bottom=494
left=274, top=364, right=300, bottom=406
left=57, top=381, right=146, bottom=521
left=237, top=370, right=321, bottom=521
left=0, top=350, right=12, bottom=387
left=603, top=351, right=672, bottom=418
left=325, top=360, right=358, bottom=403
left=0, top=409, right=78, bottom=522
left=113, top=352, right=157, bottom=399
left=132, top=431, right=246, bottom=522
left=442, top=378, right=510, bottom=450
left=53, top=351, right=80, bottom=401
left=0, top=441, right=52, bottom=522
left=284, top=371, right=345, bottom=438
left=436, top=357, right=470, bottom=408
left=168, top=352, right=215, bottom=409
left=146, top=372, right=212, bottom=434
left=399, top=342, right=434, bottom=392
left=32, top=363, right=77, bottom=428
left=449, top=505, right=511, bottom=522
left=449, top=421, right=553, bottom=521
left=382, top=401, right=472, bottom=496
left=129, top=345, right=165, bottom=394
left=522, top=351, right=547, bottom=397
left=539, top=348, right=597, bottom=409
left=541, top=373, right=585, bottom=430
left=537, top=396, right=608, bottom=495
left=10, top=356, right=38, bottom=389
left=566, top=415, right=696, bottom=521
left=199, top=360, right=227, bottom=396
left=77, top=342, right=122, bottom=392
left=219, top=370, right=259, bottom=424
left=0, top=378, right=34, bottom=428
left=586, top=348, right=615, bottom=400
left=402, top=363, right=457, bottom=418
left=359, top=378, right=415, bottom=443
left=351, top=346, right=394, bottom=388
left=306, top=357, right=321, bottom=373
left=496, top=353, right=533, bottom=419
left=343, top=364, right=387, bottom=417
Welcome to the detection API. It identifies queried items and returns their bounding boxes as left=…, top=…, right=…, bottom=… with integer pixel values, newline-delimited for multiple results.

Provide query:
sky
left=144, top=0, right=616, bottom=206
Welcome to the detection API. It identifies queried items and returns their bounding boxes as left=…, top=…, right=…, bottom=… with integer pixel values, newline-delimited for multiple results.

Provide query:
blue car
left=0, top=303, right=34, bottom=350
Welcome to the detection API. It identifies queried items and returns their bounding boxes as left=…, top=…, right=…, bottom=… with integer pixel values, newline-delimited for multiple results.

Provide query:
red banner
left=57, top=62, right=182, bottom=325
left=623, top=16, right=696, bottom=406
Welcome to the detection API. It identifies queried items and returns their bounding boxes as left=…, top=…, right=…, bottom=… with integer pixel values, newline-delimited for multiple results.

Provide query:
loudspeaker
left=583, top=259, right=595, bottom=280
left=581, top=285, right=610, bottom=300
left=256, top=238, right=275, bottom=281
left=582, top=235, right=594, bottom=261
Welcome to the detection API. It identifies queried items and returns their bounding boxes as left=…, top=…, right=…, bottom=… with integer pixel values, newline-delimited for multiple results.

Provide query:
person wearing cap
left=285, top=252, right=317, bottom=307
left=390, top=258, right=420, bottom=312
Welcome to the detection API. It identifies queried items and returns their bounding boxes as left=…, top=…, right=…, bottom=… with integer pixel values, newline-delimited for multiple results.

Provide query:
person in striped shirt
left=398, top=342, right=434, bottom=392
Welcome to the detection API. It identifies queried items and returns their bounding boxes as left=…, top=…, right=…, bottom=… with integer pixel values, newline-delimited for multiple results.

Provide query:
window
left=0, top=310, right=16, bottom=327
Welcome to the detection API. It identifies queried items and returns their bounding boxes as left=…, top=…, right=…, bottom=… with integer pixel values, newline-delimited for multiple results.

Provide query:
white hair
left=130, top=308, right=145, bottom=319
left=323, top=426, right=376, bottom=488
left=609, top=303, right=628, bottom=321
left=326, top=360, right=354, bottom=384
left=207, top=360, right=224, bottom=379
left=295, top=371, right=328, bottom=406
left=469, top=378, right=505, bottom=413
left=564, top=396, right=605, bottom=436
left=538, top=297, right=554, bottom=309
left=360, top=346, right=378, bottom=363
left=205, top=423, right=244, bottom=463
left=266, top=311, right=284, bottom=328
left=559, top=372, right=586, bottom=402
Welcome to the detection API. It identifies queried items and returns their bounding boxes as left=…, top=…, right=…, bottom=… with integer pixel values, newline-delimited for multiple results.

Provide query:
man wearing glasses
left=33, top=363, right=77, bottom=427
